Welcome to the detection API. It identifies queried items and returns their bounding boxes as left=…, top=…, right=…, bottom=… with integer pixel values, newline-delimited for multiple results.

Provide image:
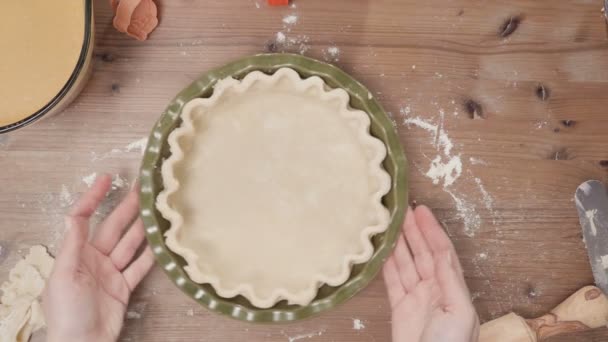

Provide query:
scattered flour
left=475, top=177, right=494, bottom=211
left=126, top=311, right=142, bottom=320
left=469, top=157, right=488, bottom=166
left=186, top=308, right=194, bottom=316
left=579, top=182, right=592, bottom=195
left=276, top=31, right=286, bottom=44
left=534, top=120, right=548, bottom=130
left=82, top=173, right=129, bottom=190
left=426, top=156, right=462, bottom=187
left=91, top=137, right=148, bottom=162
left=82, top=172, right=97, bottom=188
left=287, top=331, right=323, bottom=342
left=404, top=113, right=499, bottom=237
left=273, top=11, right=309, bottom=55
left=477, top=252, right=488, bottom=260
left=323, top=46, right=340, bottom=62
left=282, top=14, right=298, bottom=25
left=399, top=105, right=411, bottom=116
left=447, top=190, right=481, bottom=237
left=275, top=34, right=310, bottom=54
left=405, top=117, right=458, bottom=185
left=125, top=137, right=148, bottom=155
left=327, top=46, right=340, bottom=56
left=59, top=185, right=73, bottom=207
left=586, top=209, right=599, bottom=236
left=353, top=318, right=365, bottom=330
left=404, top=117, right=453, bottom=155
left=601, top=255, right=608, bottom=269
left=112, top=174, right=128, bottom=190
left=126, top=302, right=147, bottom=320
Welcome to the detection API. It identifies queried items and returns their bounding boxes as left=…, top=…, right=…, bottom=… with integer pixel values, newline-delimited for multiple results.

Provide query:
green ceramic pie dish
left=139, top=53, right=408, bottom=323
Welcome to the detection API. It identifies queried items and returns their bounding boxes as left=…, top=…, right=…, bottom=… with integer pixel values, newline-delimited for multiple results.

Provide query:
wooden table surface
left=2, top=0, right=608, bottom=341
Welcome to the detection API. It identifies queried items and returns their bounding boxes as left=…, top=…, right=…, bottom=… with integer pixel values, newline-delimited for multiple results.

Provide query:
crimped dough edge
left=156, top=68, right=391, bottom=308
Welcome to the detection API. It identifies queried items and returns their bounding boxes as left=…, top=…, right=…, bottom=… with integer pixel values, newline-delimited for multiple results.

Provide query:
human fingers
left=93, top=180, right=140, bottom=254
left=69, top=174, right=112, bottom=219
left=434, top=250, right=473, bottom=312
left=403, top=207, right=435, bottom=280
left=122, top=246, right=155, bottom=291
left=56, top=175, right=112, bottom=274
left=393, top=232, right=420, bottom=292
left=414, top=205, right=464, bottom=274
left=110, top=218, right=146, bottom=271
left=54, top=216, right=88, bottom=275
left=383, top=255, right=406, bottom=308
left=471, top=315, right=481, bottom=342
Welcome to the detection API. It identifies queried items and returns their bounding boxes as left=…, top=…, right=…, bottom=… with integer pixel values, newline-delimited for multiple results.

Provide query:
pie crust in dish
left=156, top=68, right=391, bottom=308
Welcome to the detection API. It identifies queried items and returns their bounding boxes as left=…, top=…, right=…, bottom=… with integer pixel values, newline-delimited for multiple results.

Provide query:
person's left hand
left=43, top=174, right=155, bottom=342
left=383, top=205, right=479, bottom=342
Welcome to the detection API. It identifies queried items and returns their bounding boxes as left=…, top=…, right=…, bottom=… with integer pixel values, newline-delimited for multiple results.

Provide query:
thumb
left=435, top=250, right=472, bottom=312
left=55, top=216, right=88, bottom=274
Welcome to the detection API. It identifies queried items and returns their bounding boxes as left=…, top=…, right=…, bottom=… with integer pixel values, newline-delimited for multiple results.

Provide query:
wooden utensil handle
left=479, top=286, right=608, bottom=342
left=525, top=286, right=608, bottom=341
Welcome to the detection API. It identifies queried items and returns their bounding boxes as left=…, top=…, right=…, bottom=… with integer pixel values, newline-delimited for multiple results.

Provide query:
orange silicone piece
left=268, top=0, right=289, bottom=6
left=110, top=0, right=159, bottom=41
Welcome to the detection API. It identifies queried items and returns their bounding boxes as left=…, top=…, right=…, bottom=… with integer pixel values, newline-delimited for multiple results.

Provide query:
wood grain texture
left=1, top=0, right=608, bottom=341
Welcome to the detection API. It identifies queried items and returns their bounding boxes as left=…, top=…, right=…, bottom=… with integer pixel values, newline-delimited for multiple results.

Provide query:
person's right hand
left=383, top=205, right=479, bottom=342
left=43, top=175, right=155, bottom=342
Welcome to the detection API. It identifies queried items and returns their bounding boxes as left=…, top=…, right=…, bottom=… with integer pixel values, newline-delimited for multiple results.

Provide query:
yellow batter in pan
left=0, top=0, right=85, bottom=126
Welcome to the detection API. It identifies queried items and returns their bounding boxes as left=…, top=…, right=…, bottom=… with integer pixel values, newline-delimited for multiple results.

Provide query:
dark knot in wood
left=111, top=83, right=121, bottom=94
left=96, top=52, right=115, bottom=63
left=535, top=84, right=550, bottom=101
left=560, top=120, right=575, bottom=127
left=464, top=99, right=484, bottom=119
left=499, top=16, right=522, bottom=38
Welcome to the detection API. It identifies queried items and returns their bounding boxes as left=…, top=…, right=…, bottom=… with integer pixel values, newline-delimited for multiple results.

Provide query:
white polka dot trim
left=194, top=289, right=204, bottom=299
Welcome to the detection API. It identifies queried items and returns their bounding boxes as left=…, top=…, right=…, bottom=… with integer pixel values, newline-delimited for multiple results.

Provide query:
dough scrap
left=0, top=246, right=54, bottom=342
left=157, top=68, right=391, bottom=308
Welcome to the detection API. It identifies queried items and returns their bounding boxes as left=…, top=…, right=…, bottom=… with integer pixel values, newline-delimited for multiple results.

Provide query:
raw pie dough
left=157, top=68, right=391, bottom=308
left=0, top=246, right=54, bottom=342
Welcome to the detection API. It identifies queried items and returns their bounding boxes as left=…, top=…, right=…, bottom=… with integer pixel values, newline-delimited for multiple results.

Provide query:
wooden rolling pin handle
left=479, top=286, right=608, bottom=342
left=525, top=286, right=608, bottom=341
